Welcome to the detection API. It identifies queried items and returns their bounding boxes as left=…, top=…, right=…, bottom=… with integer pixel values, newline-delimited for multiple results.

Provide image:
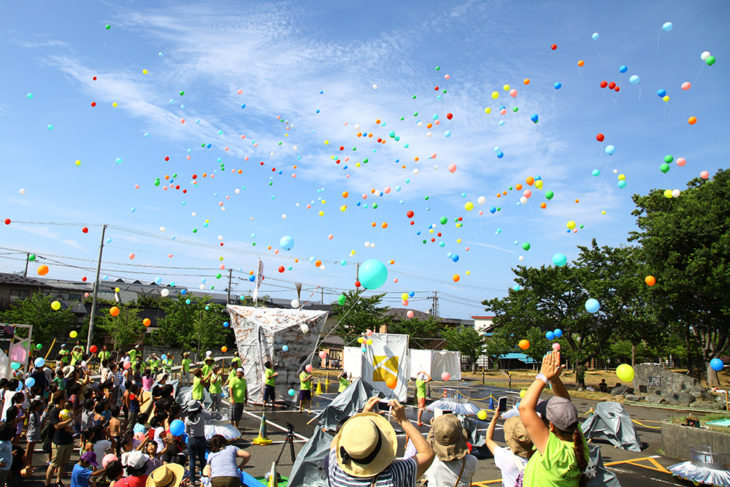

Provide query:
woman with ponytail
left=518, top=350, right=589, bottom=487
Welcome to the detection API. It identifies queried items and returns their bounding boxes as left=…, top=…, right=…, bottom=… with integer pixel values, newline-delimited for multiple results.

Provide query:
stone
left=665, top=392, right=695, bottom=406
left=692, top=400, right=726, bottom=410
left=645, top=394, right=665, bottom=404
left=633, top=364, right=708, bottom=402
left=624, top=394, right=642, bottom=402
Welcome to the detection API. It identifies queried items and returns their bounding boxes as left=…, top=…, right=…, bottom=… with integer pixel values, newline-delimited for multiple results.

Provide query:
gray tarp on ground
left=288, top=379, right=379, bottom=487
left=587, top=445, right=622, bottom=487
left=581, top=402, right=642, bottom=452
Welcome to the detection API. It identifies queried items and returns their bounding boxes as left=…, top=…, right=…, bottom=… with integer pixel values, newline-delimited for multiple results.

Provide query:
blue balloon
left=585, top=298, right=600, bottom=314
left=223, top=321, right=229, bottom=328
left=605, top=145, right=616, bottom=156
left=489, top=206, right=496, bottom=214
left=552, top=253, right=567, bottom=267
left=546, top=331, right=555, bottom=340
left=133, top=423, right=146, bottom=434
left=629, top=75, right=640, bottom=85
left=450, top=254, right=460, bottom=263
left=25, top=377, right=36, bottom=388
left=592, top=32, right=599, bottom=40
left=170, top=419, right=185, bottom=436
left=657, top=89, right=667, bottom=97
left=359, top=259, right=388, bottom=290
left=530, top=114, right=538, bottom=124
left=553, top=328, right=563, bottom=338
left=710, top=358, right=724, bottom=372
left=619, top=65, right=628, bottom=73
left=282, top=345, right=289, bottom=352
left=34, top=358, right=45, bottom=368
left=161, top=354, right=167, bottom=360
left=280, top=235, right=294, bottom=251
left=554, top=82, right=562, bottom=90
left=662, top=22, right=673, bottom=32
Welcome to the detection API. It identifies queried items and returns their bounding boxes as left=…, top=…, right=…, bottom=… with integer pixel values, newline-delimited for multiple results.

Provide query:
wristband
left=536, top=373, right=549, bottom=385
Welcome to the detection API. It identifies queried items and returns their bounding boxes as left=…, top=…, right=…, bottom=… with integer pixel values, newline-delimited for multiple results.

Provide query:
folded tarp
left=581, top=401, right=642, bottom=452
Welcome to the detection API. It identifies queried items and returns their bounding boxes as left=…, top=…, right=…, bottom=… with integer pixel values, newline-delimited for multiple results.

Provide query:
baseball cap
left=537, top=396, right=578, bottom=431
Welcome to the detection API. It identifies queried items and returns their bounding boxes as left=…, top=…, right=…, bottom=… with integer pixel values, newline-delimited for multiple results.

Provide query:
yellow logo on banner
left=372, top=355, right=399, bottom=383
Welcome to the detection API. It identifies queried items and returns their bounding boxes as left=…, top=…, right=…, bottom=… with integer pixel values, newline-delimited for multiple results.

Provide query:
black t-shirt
left=49, top=407, right=74, bottom=445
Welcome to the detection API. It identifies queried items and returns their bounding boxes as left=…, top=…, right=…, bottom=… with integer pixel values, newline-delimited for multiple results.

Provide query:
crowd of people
left=1, top=342, right=589, bottom=487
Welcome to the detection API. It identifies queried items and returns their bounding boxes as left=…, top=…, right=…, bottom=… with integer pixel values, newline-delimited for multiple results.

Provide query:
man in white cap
left=328, top=397, right=434, bottom=485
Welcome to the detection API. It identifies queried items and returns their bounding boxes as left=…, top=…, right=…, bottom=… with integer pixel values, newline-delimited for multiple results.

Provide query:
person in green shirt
left=298, top=365, right=313, bottom=413
left=415, top=371, right=432, bottom=426
left=263, top=361, right=278, bottom=411
left=337, top=371, right=351, bottom=393
left=70, top=346, right=83, bottom=366
left=162, top=355, right=173, bottom=374
left=519, top=350, right=589, bottom=487
left=228, top=368, right=248, bottom=429
left=58, top=346, right=70, bottom=365
left=181, top=352, right=192, bottom=385
left=208, top=365, right=223, bottom=412
left=98, top=345, right=112, bottom=363
left=147, top=354, right=160, bottom=375
left=191, top=368, right=209, bottom=401
left=201, top=356, right=215, bottom=378
left=127, top=345, right=140, bottom=363
left=230, top=351, right=242, bottom=369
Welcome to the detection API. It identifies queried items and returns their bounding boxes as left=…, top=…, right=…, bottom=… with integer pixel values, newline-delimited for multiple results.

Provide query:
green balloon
left=545, top=191, right=554, bottom=200
left=28, top=254, right=36, bottom=262
left=36, top=343, right=42, bottom=350
left=337, top=295, right=346, bottom=306
left=664, top=155, right=673, bottom=163
left=522, top=242, right=531, bottom=251
left=105, top=24, right=111, bottom=30
left=660, top=163, right=670, bottom=173
left=705, top=56, right=716, bottom=66
left=439, top=216, right=448, bottom=225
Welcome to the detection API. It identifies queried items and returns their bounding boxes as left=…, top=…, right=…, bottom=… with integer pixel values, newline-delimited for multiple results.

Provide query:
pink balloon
left=552, top=343, right=561, bottom=351
left=448, top=164, right=457, bottom=173
left=700, top=170, right=709, bottom=180
left=129, top=253, right=135, bottom=260
left=676, top=157, right=687, bottom=167
left=318, top=351, right=327, bottom=359
left=406, top=310, right=414, bottom=319
left=509, top=89, right=518, bottom=98
left=681, top=81, right=691, bottom=91
left=499, top=108, right=507, bottom=115
left=305, top=364, right=313, bottom=373
left=523, top=190, right=532, bottom=198
left=441, top=372, right=451, bottom=381
left=384, top=187, right=391, bottom=194
left=123, top=361, right=131, bottom=370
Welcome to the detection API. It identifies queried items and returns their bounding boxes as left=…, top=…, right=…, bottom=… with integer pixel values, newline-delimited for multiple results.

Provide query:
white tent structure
left=410, top=349, right=461, bottom=381
left=227, top=306, right=328, bottom=404
left=342, top=333, right=410, bottom=402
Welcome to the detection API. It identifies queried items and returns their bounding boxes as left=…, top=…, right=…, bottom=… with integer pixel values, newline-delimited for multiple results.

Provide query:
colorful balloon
left=279, top=235, right=294, bottom=251
left=552, top=253, right=567, bottom=267
left=51, top=300, right=61, bottom=311
left=359, top=259, right=388, bottom=290
left=518, top=339, right=530, bottom=350
left=710, top=358, right=724, bottom=372
left=645, top=276, right=656, bottom=286
left=585, top=298, right=600, bottom=314
left=616, top=364, right=635, bottom=382
left=441, top=372, right=451, bottom=381
left=109, top=306, right=120, bottom=317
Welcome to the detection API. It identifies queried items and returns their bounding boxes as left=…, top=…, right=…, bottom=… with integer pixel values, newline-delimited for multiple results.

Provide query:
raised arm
left=391, top=400, right=434, bottom=479
left=518, top=351, right=562, bottom=455
left=485, top=407, right=501, bottom=454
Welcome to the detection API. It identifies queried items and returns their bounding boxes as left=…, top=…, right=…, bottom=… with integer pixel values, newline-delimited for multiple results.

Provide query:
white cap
left=236, top=368, right=244, bottom=373
left=205, top=350, right=212, bottom=357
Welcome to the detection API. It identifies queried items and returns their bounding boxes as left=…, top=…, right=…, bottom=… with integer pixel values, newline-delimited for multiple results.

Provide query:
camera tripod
left=275, top=422, right=296, bottom=465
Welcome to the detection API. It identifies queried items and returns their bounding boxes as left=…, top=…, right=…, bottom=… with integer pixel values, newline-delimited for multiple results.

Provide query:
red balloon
left=600, top=81, right=608, bottom=88
left=82, top=227, right=89, bottom=233
left=550, top=43, right=557, bottom=50
left=406, top=210, right=414, bottom=218
left=446, top=113, right=453, bottom=120
left=90, top=102, right=96, bottom=107
left=608, top=82, right=616, bottom=89
left=89, top=345, right=98, bottom=353
left=355, top=280, right=361, bottom=288
left=596, top=133, right=605, bottom=142
left=3, top=219, right=10, bottom=225
left=614, top=86, right=620, bottom=92
left=278, top=265, right=285, bottom=273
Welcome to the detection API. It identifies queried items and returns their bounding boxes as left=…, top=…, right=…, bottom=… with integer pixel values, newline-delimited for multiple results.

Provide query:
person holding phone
left=485, top=405, right=534, bottom=487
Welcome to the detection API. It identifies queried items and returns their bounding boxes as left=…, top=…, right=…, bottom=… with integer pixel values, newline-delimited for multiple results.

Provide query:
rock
left=633, top=364, right=709, bottom=402
left=610, top=385, right=632, bottom=395
left=625, top=394, right=642, bottom=402
left=664, top=392, right=695, bottom=406
left=692, top=400, right=726, bottom=410
left=645, top=394, right=665, bottom=404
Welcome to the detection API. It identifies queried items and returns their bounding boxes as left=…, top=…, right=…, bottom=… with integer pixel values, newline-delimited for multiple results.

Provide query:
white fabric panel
left=343, top=347, right=362, bottom=378
left=431, top=350, right=462, bottom=381
left=343, top=334, right=409, bottom=402
left=409, top=349, right=433, bottom=378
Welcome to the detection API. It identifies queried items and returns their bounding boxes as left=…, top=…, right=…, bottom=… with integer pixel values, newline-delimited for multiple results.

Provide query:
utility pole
left=226, top=269, right=233, bottom=304
left=430, top=291, right=439, bottom=317
left=355, top=262, right=360, bottom=286
left=320, top=288, right=324, bottom=304
left=23, top=253, right=29, bottom=277
left=86, top=224, right=107, bottom=352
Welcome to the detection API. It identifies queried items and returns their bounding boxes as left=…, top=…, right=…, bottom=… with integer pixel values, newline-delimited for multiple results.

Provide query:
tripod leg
left=288, top=434, right=296, bottom=463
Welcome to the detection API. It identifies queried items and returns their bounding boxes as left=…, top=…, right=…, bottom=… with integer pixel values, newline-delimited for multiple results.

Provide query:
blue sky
left=1, top=0, right=728, bottom=318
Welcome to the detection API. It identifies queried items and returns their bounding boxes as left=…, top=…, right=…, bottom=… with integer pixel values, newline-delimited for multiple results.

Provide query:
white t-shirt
left=493, top=446, right=528, bottom=487
left=422, top=454, right=477, bottom=487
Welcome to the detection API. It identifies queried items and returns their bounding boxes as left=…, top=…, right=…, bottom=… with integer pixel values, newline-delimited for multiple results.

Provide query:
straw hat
left=334, top=413, right=397, bottom=477
left=427, top=414, right=468, bottom=461
left=145, top=464, right=184, bottom=487
left=503, top=417, right=532, bottom=458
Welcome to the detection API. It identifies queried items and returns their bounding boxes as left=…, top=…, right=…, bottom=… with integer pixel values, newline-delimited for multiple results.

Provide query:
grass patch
left=668, top=412, right=730, bottom=433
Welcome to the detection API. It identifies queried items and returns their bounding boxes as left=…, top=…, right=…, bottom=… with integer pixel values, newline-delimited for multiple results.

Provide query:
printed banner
left=357, top=333, right=409, bottom=402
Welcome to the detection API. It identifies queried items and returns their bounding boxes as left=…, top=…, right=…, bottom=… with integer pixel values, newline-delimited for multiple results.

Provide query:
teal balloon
left=280, top=235, right=294, bottom=251
left=592, top=169, right=600, bottom=177
left=359, top=259, right=388, bottom=290
left=629, top=75, right=640, bottom=85
left=10, top=362, right=20, bottom=370
left=585, top=298, right=600, bottom=314
left=552, top=253, right=567, bottom=267
left=618, top=180, right=627, bottom=189
left=662, top=22, right=673, bottom=32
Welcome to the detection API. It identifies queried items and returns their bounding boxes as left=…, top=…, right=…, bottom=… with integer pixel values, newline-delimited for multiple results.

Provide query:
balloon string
left=592, top=41, right=601, bottom=58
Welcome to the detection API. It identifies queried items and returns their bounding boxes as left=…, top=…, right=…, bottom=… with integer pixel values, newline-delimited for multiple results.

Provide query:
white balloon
left=372, top=84, right=378, bottom=90
left=281, top=214, right=287, bottom=219
left=701, top=50, right=711, bottom=61
left=206, top=350, right=212, bottom=357
left=18, top=188, right=25, bottom=195
left=364, top=241, right=370, bottom=248
left=160, top=226, right=166, bottom=232
left=160, top=289, right=170, bottom=297
left=519, top=196, right=528, bottom=204
left=199, top=284, right=205, bottom=290
left=672, top=189, right=681, bottom=198
left=477, top=196, right=486, bottom=205
left=519, top=256, right=525, bottom=261
left=300, top=324, right=310, bottom=334
left=235, top=188, right=240, bottom=194
left=291, top=299, right=300, bottom=308
left=412, top=169, right=419, bottom=175
left=217, top=235, right=224, bottom=241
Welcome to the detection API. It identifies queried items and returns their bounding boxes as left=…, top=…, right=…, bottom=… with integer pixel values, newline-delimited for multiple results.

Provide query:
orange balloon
left=381, top=222, right=388, bottom=229
left=518, top=339, right=530, bottom=350
left=143, top=318, right=151, bottom=327
left=540, top=202, right=547, bottom=209
left=523, top=79, right=530, bottom=85
left=577, top=60, right=585, bottom=67
left=37, top=265, right=49, bottom=276
left=688, top=116, right=697, bottom=125
left=645, top=275, right=656, bottom=287
left=315, top=260, right=322, bottom=267
left=385, top=377, right=397, bottom=389
left=452, top=274, right=460, bottom=282
left=515, top=184, right=523, bottom=190
left=526, top=177, right=534, bottom=186
left=109, top=306, right=120, bottom=317
left=221, top=346, right=228, bottom=353
left=342, top=191, right=349, bottom=198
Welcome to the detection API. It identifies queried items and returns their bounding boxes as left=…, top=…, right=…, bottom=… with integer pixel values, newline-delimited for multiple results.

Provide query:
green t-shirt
left=523, top=431, right=589, bottom=487
left=416, top=379, right=427, bottom=399
left=265, top=368, right=275, bottom=387
left=299, top=371, right=312, bottom=391
left=128, top=350, right=138, bottom=362
left=209, top=374, right=223, bottom=394
left=52, top=376, right=66, bottom=391
left=338, top=377, right=350, bottom=393
left=59, top=349, right=70, bottom=364
left=148, top=359, right=160, bottom=372
left=192, top=376, right=204, bottom=401
left=201, top=364, right=213, bottom=377
left=99, top=351, right=111, bottom=362
left=229, top=376, right=247, bottom=403
left=182, top=358, right=191, bottom=372
left=231, top=357, right=242, bottom=368
left=70, top=350, right=83, bottom=366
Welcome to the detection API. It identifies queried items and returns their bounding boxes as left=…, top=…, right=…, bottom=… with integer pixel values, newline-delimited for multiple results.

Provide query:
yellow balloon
left=142, top=69, right=148, bottom=75
left=115, top=287, right=120, bottom=293
left=662, top=95, right=670, bottom=102
left=618, top=174, right=626, bottom=181
left=663, top=189, right=673, bottom=198
left=69, top=331, right=78, bottom=338
left=477, top=410, right=488, bottom=420
left=491, top=91, right=499, bottom=99
left=484, top=107, right=492, bottom=114
left=616, top=364, right=635, bottom=382
left=535, top=180, right=543, bottom=189
left=366, top=339, right=373, bottom=345
left=357, top=337, right=364, bottom=344
left=503, top=84, right=510, bottom=91
left=566, top=220, right=576, bottom=230
left=401, top=293, right=409, bottom=301
left=51, top=301, right=61, bottom=311
left=464, top=202, right=474, bottom=211
left=519, top=389, right=527, bottom=398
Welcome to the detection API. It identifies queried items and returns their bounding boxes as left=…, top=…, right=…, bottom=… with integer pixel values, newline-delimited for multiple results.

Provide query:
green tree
left=0, top=293, right=79, bottom=347
left=483, top=331, right=511, bottom=370
left=96, top=307, right=144, bottom=351
left=152, top=296, right=231, bottom=352
left=442, top=326, right=483, bottom=372
left=330, top=290, right=391, bottom=342
left=389, top=316, right=442, bottom=349
left=630, top=169, right=730, bottom=385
